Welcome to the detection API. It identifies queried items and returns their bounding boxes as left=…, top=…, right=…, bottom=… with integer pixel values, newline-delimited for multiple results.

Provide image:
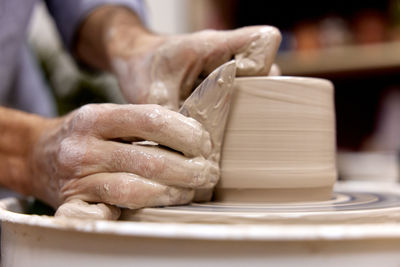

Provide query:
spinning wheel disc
left=121, top=182, right=400, bottom=224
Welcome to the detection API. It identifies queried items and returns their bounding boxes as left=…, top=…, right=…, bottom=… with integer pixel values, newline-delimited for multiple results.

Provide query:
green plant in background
left=38, top=55, right=113, bottom=116
left=54, top=77, right=111, bottom=116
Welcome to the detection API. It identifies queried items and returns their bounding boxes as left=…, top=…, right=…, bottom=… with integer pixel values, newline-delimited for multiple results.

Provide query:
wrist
left=104, top=8, right=164, bottom=71
left=0, top=107, right=55, bottom=196
left=76, top=5, right=156, bottom=71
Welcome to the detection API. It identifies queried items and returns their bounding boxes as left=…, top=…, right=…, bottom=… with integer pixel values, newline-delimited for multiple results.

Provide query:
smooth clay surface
left=216, top=76, right=337, bottom=202
left=179, top=61, right=236, bottom=201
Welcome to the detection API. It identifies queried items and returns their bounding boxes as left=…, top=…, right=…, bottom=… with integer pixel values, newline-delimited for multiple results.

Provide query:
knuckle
left=190, top=175, right=207, bottom=188
left=169, top=38, right=200, bottom=58
left=164, top=186, right=180, bottom=205
left=148, top=84, right=170, bottom=106
left=204, top=161, right=219, bottom=187
left=209, top=162, right=220, bottom=186
left=103, top=183, right=125, bottom=204
left=57, top=137, right=86, bottom=176
left=109, top=150, right=127, bottom=171
left=184, top=119, right=212, bottom=157
left=141, top=155, right=165, bottom=178
left=109, top=146, right=166, bottom=179
left=74, top=104, right=99, bottom=120
left=192, top=120, right=208, bottom=141
left=167, top=187, right=194, bottom=205
left=71, top=104, right=101, bottom=132
left=141, top=105, right=168, bottom=133
left=188, top=158, right=214, bottom=188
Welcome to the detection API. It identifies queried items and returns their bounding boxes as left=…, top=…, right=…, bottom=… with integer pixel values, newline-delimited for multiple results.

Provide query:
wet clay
left=124, top=182, right=400, bottom=225
left=179, top=61, right=237, bottom=201
left=216, top=76, right=337, bottom=202
left=235, top=27, right=281, bottom=76
left=39, top=102, right=220, bottom=219
left=55, top=199, right=121, bottom=220
left=111, top=26, right=281, bottom=110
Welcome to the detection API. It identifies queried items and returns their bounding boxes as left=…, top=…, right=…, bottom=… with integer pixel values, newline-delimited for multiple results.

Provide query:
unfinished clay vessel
left=216, top=76, right=337, bottom=202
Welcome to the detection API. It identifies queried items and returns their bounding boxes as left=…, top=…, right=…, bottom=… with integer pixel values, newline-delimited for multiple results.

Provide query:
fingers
left=75, top=104, right=212, bottom=157
left=111, top=25, right=281, bottom=110
left=225, top=26, right=282, bottom=76
left=55, top=199, right=121, bottom=220
left=189, top=26, right=281, bottom=80
left=61, top=173, right=195, bottom=209
left=82, top=140, right=219, bottom=188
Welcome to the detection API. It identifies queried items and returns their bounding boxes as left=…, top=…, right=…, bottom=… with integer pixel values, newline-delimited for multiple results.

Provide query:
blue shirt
left=0, top=0, right=146, bottom=116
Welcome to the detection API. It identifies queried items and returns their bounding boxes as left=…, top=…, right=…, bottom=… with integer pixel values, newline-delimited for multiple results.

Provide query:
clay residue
left=235, top=26, right=282, bottom=76
left=111, top=26, right=282, bottom=111
left=55, top=199, right=121, bottom=220
left=179, top=61, right=237, bottom=201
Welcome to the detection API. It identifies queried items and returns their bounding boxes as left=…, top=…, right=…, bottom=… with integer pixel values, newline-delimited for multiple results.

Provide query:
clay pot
left=216, top=76, right=337, bottom=202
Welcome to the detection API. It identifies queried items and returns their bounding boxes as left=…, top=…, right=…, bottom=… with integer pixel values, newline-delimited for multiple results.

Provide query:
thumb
left=55, top=199, right=121, bottom=220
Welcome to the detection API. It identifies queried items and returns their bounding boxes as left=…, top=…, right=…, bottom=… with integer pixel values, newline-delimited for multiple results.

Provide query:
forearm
left=0, top=107, right=50, bottom=195
left=75, top=5, right=152, bottom=71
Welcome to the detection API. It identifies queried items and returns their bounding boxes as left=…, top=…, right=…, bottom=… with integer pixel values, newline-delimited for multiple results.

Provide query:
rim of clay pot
left=234, top=76, right=334, bottom=87
left=1, top=182, right=400, bottom=241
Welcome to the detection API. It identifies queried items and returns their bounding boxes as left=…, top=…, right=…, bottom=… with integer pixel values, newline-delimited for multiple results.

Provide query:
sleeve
left=45, top=0, right=147, bottom=50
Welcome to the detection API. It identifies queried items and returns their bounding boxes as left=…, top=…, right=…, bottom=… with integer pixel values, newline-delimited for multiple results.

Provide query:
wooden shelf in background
left=276, top=42, right=400, bottom=76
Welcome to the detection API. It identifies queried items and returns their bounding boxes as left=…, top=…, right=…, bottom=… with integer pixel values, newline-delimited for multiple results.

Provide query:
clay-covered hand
left=108, top=26, right=281, bottom=110
left=30, top=104, right=217, bottom=219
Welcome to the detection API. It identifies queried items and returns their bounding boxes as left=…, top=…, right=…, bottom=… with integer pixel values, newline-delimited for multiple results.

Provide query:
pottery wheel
left=121, top=181, right=400, bottom=224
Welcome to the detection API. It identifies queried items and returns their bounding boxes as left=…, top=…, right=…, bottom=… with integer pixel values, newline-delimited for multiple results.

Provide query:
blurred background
left=28, top=0, right=400, bottom=182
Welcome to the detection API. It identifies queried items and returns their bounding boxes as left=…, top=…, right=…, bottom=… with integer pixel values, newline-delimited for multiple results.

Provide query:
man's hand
left=0, top=104, right=216, bottom=219
left=76, top=6, right=281, bottom=110
left=109, top=26, right=281, bottom=110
